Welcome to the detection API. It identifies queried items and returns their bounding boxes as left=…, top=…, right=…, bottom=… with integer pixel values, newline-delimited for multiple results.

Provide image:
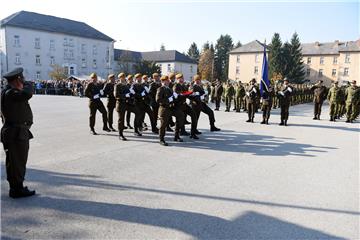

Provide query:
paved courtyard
left=1, top=95, right=359, bottom=239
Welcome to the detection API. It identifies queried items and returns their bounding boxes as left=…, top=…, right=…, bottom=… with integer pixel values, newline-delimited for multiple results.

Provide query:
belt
left=4, top=121, right=32, bottom=128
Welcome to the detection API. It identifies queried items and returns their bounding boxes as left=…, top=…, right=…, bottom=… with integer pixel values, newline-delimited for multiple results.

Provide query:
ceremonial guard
left=224, top=81, right=235, bottom=112
left=277, top=78, right=293, bottom=126
left=103, top=74, right=117, bottom=131
left=234, top=81, right=245, bottom=112
left=260, top=86, right=274, bottom=124
left=245, top=78, right=260, bottom=122
left=311, top=80, right=328, bottom=120
left=214, top=80, right=223, bottom=111
left=345, top=80, right=359, bottom=123
left=327, top=81, right=341, bottom=121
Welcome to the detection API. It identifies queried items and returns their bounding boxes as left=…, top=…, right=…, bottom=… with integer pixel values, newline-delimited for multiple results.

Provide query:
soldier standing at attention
left=345, top=80, right=359, bottom=123
left=260, top=86, right=274, bottom=125
left=224, top=81, right=235, bottom=112
left=85, top=73, right=110, bottom=135
left=234, top=81, right=245, bottom=112
left=277, top=78, right=293, bottom=126
left=311, top=80, right=328, bottom=120
left=327, top=81, right=341, bottom=121
left=1, top=67, right=36, bottom=198
left=156, top=75, right=185, bottom=146
left=214, top=80, right=223, bottom=111
left=245, top=78, right=260, bottom=123
left=103, top=74, right=117, bottom=131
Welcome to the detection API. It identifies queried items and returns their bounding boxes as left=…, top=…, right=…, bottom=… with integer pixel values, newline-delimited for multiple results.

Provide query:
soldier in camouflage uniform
left=345, top=80, right=359, bottom=123
left=234, top=81, right=245, bottom=112
left=224, top=81, right=235, bottom=112
left=327, top=81, right=341, bottom=121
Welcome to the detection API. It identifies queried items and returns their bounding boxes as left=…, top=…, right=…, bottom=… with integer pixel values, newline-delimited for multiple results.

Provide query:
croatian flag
left=260, top=42, right=270, bottom=97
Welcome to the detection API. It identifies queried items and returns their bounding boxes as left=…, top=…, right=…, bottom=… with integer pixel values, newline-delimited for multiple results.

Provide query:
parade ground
left=1, top=95, right=359, bottom=239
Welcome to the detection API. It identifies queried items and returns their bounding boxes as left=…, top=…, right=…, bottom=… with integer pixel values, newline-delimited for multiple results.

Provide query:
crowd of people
left=32, top=79, right=86, bottom=96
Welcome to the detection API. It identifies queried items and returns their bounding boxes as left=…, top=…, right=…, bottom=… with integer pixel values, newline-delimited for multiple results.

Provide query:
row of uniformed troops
left=84, top=72, right=221, bottom=146
left=211, top=78, right=360, bottom=124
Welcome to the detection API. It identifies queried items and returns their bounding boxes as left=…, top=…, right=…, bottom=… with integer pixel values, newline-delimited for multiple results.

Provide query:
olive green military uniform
left=224, top=83, right=235, bottom=112
left=277, top=84, right=293, bottom=125
left=214, top=82, right=223, bottom=110
left=327, top=84, right=341, bottom=121
left=245, top=84, right=260, bottom=122
left=85, top=82, right=108, bottom=131
left=261, top=89, right=274, bottom=124
left=103, top=81, right=116, bottom=130
left=345, top=84, right=359, bottom=122
left=311, top=85, right=328, bottom=120
left=235, top=83, right=245, bottom=112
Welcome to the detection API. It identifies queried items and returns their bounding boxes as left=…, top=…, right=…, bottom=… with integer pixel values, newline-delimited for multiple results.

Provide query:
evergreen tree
left=187, top=42, right=200, bottom=62
left=133, top=60, right=161, bottom=76
left=214, top=34, right=233, bottom=81
left=160, top=44, right=166, bottom=51
left=287, top=32, right=305, bottom=83
left=268, top=33, right=284, bottom=82
left=202, top=41, right=210, bottom=52
left=234, top=41, right=242, bottom=49
left=281, top=41, right=292, bottom=79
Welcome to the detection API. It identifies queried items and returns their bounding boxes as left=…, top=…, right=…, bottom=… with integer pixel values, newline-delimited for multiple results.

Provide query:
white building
left=0, top=11, right=114, bottom=80
left=114, top=49, right=198, bottom=82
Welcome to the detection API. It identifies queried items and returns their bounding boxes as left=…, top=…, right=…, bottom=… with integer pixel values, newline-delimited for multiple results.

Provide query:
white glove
left=93, top=94, right=100, bottom=99
left=204, top=90, right=209, bottom=95
left=200, top=95, right=205, bottom=100
left=130, top=88, right=135, bottom=94
left=141, top=91, right=146, bottom=97
left=125, top=93, right=130, bottom=98
left=144, top=86, right=150, bottom=93
left=100, top=89, right=104, bottom=95
left=279, top=91, right=285, bottom=96
left=287, top=87, right=293, bottom=93
left=168, top=96, right=174, bottom=102
left=252, top=88, right=257, bottom=93
left=173, top=92, right=178, bottom=99
left=246, top=92, right=250, bottom=96
left=195, top=92, right=200, bottom=96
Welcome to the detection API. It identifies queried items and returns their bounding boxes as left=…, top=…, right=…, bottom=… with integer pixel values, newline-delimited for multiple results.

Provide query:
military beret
left=176, top=73, right=183, bottom=79
left=90, top=72, right=97, bottom=78
left=108, top=74, right=115, bottom=79
left=168, top=73, right=176, bottom=79
left=118, top=72, right=125, bottom=78
left=152, top=73, right=159, bottom=78
left=127, top=74, right=133, bottom=79
left=134, top=73, right=142, bottom=79
left=3, top=67, right=24, bottom=81
left=193, top=75, right=201, bottom=81
left=142, top=75, right=148, bottom=79
left=160, top=75, right=169, bottom=81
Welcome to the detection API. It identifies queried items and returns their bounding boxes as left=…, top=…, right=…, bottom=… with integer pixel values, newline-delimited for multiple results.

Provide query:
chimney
left=315, top=41, right=320, bottom=47
left=334, top=40, right=339, bottom=46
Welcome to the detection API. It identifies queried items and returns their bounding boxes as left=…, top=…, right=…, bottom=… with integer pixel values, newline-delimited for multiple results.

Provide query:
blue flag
left=260, top=42, right=270, bottom=97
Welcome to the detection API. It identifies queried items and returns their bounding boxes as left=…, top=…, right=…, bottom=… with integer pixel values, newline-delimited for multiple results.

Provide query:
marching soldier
left=214, top=80, right=223, bottom=111
left=224, top=81, right=235, bottom=112
left=190, top=75, right=221, bottom=132
left=327, top=81, right=341, bottom=121
left=156, top=75, right=185, bottom=146
left=345, top=80, right=359, bottom=123
left=149, top=73, right=161, bottom=127
left=1, top=67, right=36, bottom=198
left=84, top=73, right=110, bottom=135
left=103, top=74, right=117, bottom=131
left=245, top=78, right=260, bottom=123
left=260, top=86, right=274, bottom=124
left=277, top=78, right=293, bottom=126
left=235, top=81, right=245, bottom=112
left=311, top=80, right=328, bottom=120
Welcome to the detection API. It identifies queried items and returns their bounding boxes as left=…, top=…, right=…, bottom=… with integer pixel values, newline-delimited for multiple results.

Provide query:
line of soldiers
left=84, top=72, right=221, bottom=146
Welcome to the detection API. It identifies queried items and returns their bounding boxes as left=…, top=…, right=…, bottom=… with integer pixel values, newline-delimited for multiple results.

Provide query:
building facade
left=0, top=11, right=114, bottom=80
left=228, top=39, right=360, bottom=86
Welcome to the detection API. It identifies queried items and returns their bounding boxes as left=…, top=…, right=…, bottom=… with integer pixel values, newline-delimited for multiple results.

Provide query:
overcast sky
left=1, top=0, right=359, bottom=52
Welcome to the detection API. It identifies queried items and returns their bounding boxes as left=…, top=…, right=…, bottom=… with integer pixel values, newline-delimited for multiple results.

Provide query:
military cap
left=152, top=73, right=159, bottom=78
left=283, top=77, right=289, bottom=82
left=118, top=72, right=125, bottom=78
left=3, top=67, right=23, bottom=81
left=108, top=74, right=115, bottom=79
left=134, top=73, right=142, bottom=79
left=142, top=75, right=148, bottom=79
left=127, top=74, right=133, bottom=79
left=176, top=73, right=183, bottom=79
left=90, top=72, right=97, bottom=78
left=160, top=75, right=169, bottom=81
left=168, top=73, right=176, bottom=79
left=193, top=74, right=201, bottom=81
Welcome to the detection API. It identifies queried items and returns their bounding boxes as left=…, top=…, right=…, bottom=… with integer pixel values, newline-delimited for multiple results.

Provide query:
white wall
left=157, top=61, right=197, bottom=81
left=3, top=26, right=114, bottom=80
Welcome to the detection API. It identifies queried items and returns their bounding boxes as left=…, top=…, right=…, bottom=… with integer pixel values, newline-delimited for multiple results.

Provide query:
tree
left=160, top=44, right=166, bottom=51
left=268, top=33, right=284, bottom=82
left=202, top=41, right=210, bottom=52
left=214, top=34, right=233, bottom=81
left=117, top=50, right=135, bottom=74
left=187, top=42, right=200, bottom=62
left=49, top=64, right=67, bottom=80
left=234, top=41, right=242, bottom=48
left=198, top=47, right=215, bottom=81
left=286, top=32, right=305, bottom=83
left=133, top=60, right=161, bottom=76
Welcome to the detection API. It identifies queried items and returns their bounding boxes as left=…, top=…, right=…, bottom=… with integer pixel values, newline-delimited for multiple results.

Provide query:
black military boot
left=251, top=118, right=254, bottom=123
left=225, top=108, right=229, bottom=112
left=190, top=134, right=199, bottom=140
left=260, top=118, right=266, bottom=124
left=174, top=136, right=184, bottom=142
left=180, top=128, right=190, bottom=136
left=184, top=119, right=191, bottom=125
left=210, top=125, right=221, bottom=132
left=246, top=119, right=251, bottom=123
left=103, top=125, right=111, bottom=132
left=152, top=128, right=159, bottom=134
left=160, top=139, right=168, bottom=146
left=266, top=119, right=269, bottom=125
left=127, top=124, right=134, bottom=129
left=9, top=186, right=36, bottom=199
left=279, top=121, right=284, bottom=126
left=194, top=129, right=202, bottom=135
left=346, top=119, right=350, bottom=123
left=90, top=128, right=98, bottom=135
left=134, top=128, right=142, bottom=136
left=284, top=120, right=288, bottom=126
left=313, top=116, right=317, bottom=120
left=330, top=117, right=334, bottom=121
left=119, top=132, right=127, bottom=141
left=109, top=125, right=116, bottom=132
left=166, top=126, right=174, bottom=132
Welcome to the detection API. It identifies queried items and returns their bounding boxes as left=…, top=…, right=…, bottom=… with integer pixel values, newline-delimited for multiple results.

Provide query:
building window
left=82, top=58, right=86, bottom=68
left=345, top=54, right=350, bottom=63
left=70, top=66, right=75, bottom=75
left=254, top=66, right=258, bottom=75
left=14, top=35, right=20, bottom=47
left=81, top=44, right=86, bottom=53
left=69, top=49, right=74, bottom=59
left=106, top=47, right=110, bottom=63
left=36, top=71, right=41, bottom=80
left=236, top=66, right=240, bottom=75
left=237, top=55, right=240, bottom=63
left=332, top=69, right=336, bottom=76
left=306, top=68, right=310, bottom=76
left=50, top=40, right=55, bottom=50
left=34, top=38, right=40, bottom=49
left=69, top=38, right=74, bottom=47
left=307, top=57, right=311, bottom=64
left=190, top=65, right=193, bottom=73
left=35, top=55, right=41, bottom=65
left=63, top=37, right=68, bottom=46
left=93, top=45, right=97, bottom=55
left=50, top=56, right=55, bottom=65
left=344, top=68, right=349, bottom=76
left=318, top=69, right=323, bottom=77
left=333, top=56, right=337, bottom=64
left=320, top=56, right=324, bottom=65
left=167, top=64, right=171, bottom=72
left=93, top=59, right=97, bottom=68
left=15, top=53, right=21, bottom=65
left=255, top=54, right=259, bottom=63
left=64, top=49, right=68, bottom=59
